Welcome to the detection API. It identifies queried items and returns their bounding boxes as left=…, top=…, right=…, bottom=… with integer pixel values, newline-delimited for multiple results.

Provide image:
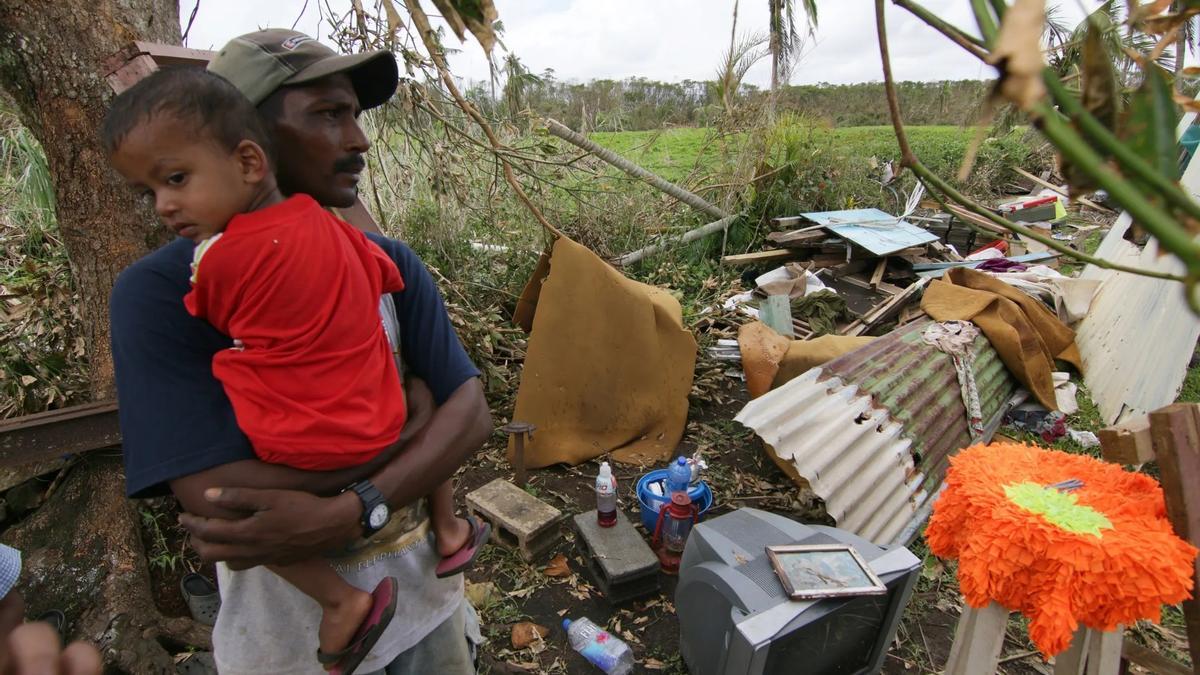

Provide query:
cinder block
left=466, top=478, right=562, bottom=561
left=573, top=510, right=659, bottom=603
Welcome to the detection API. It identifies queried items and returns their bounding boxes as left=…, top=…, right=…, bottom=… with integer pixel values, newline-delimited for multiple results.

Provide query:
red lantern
left=652, top=491, right=699, bottom=575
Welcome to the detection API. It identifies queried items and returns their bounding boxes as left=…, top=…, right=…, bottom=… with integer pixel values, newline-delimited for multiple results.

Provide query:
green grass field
left=587, top=125, right=1025, bottom=184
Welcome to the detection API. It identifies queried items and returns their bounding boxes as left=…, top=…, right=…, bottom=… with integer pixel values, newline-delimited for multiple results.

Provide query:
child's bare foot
left=435, top=515, right=473, bottom=558
left=317, top=588, right=374, bottom=668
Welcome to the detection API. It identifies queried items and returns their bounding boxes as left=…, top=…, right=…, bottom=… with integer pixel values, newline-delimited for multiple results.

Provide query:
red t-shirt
left=183, top=194, right=406, bottom=470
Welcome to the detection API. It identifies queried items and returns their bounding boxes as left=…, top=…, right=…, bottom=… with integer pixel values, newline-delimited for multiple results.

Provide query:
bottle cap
left=676, top=457, right=687, bottom=466
left=562, top=618, right=571, bottom=630
left=599, top=462, right=612, bottom=478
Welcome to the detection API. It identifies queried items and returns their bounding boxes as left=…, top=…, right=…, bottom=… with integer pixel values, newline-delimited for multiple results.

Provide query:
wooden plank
left=870, top=258, right=888, bottom=289
left=1121, top=639, right=1191, bottom=675
left=721, top=249, right=797, bottom=266
left=944, top=602, right=1009, bottom=675
left=134, top=41, right=215, bottom=67
left=1013, top=167, right=1113, bottom=214
left=1084, top=626, right=1123, bottom=675
left=944, top=203, right=1012, bottom=236
left=106, top=53, right=157, bottom=95
left=1055, top=626, right=1089, bottom=675
left=1097, top=415, right=1154, bottom=465
left=1148, top=403, right=1200, bottom=671
left=766, top=228, right=830, bottom=247
left=0, top=401, right=120, bottom=468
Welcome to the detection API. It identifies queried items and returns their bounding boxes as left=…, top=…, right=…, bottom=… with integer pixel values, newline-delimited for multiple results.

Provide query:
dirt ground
left=451, top=388, right=1082, bottom=675
left=136, top=354, right=1190, bottom=674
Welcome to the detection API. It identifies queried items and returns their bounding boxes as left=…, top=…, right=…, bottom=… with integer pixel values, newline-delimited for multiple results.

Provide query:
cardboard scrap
left=737, top=321, right=873, bottom=398
left=508, top=236, right=697, bottom=467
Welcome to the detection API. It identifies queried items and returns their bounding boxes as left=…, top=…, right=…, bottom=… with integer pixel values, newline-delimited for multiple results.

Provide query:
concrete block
left=466, top=478, right=562, bottom=561
left=573, top=510, right=659, bottom=603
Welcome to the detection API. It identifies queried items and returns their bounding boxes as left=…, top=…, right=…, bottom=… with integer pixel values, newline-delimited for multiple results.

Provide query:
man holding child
left=109, top=29, right=489, bottom=675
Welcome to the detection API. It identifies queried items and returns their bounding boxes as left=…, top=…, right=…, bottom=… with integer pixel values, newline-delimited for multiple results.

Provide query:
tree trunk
left=5, top=456, right=210, bottom=674
left=0, top=0, right=178, bottom=400
left=0, top=5, right=206, bottom=673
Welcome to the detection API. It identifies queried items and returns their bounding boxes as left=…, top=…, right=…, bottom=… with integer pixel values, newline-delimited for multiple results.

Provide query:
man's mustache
left=334, top=155, right=366, bottom=174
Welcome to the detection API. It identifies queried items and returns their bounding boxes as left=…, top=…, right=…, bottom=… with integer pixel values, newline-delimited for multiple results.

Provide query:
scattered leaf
left=644, top=658, right=666, bottom=670
left=511, top=621, right=549, bottom=649
left=986, top=0, right=1048, bottom=111
left=465, top=581, right=498, bottom=609
left=543, top=553, right=570, bottom=577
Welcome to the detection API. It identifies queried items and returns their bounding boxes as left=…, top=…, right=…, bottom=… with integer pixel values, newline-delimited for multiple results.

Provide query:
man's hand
left=180, top=488, right=361, bottom=569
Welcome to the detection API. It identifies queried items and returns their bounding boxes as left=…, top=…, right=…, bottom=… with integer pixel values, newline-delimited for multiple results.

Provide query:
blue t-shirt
left=110, top=233, right=481, bottom=498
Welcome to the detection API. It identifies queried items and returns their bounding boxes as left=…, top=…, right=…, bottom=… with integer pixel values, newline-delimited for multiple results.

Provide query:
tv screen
left=762, top=593, right=890, bottom=674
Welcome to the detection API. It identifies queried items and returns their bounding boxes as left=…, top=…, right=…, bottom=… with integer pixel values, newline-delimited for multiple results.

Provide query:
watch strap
left=345, top=480, right=388, bottom=534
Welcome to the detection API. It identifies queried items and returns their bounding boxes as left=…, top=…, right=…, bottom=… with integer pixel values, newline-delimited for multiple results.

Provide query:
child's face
left=109, top=114, right=262, bottom=243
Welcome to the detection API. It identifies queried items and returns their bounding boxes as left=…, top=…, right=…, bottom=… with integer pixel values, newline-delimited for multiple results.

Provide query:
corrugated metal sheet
left=734, top=319, right=1019, bottom=544
left=1074, top=109, right=1200, bottom=424
left=1076, top=217, right=1200, bottom=425
left=800, top=208, right=939, bottom=256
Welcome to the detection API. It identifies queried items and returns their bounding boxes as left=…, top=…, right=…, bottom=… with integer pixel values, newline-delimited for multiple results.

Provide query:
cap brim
left=285, top=50, right=399, bottom=110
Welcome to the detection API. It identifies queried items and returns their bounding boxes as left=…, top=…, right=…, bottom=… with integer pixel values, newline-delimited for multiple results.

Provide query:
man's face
left=109, top=115, right=258, bottom=243
left=262, top=74, right=369, bottom=208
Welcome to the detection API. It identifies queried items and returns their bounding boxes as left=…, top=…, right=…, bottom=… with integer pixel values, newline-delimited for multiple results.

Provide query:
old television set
left=676, top=508, right=920, bottom=675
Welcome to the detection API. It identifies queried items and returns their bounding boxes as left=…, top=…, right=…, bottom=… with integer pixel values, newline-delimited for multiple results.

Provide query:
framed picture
left=765, top=544, right=887, bottom=600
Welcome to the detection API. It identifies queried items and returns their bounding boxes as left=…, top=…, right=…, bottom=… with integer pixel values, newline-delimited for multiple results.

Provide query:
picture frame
left=765, top=544, right=888, bottom=600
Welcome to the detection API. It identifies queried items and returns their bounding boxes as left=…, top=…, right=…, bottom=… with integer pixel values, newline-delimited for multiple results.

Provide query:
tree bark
left=0, top=5, right=201, bottom=673
left=0, top=0, right=178, bottom=399
left=5, top=456, right=210, bottom=674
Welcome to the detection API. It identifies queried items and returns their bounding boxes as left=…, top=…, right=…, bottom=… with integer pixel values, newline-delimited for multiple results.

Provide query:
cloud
left=184, top=0, right=1100, bottom=87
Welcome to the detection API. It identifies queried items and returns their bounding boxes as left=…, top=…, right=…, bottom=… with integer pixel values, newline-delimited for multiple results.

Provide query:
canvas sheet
left=508, top=236, right=697, bottom=467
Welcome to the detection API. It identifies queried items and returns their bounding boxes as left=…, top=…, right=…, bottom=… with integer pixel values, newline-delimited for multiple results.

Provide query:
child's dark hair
left=101, top=67, right=273, bottom=161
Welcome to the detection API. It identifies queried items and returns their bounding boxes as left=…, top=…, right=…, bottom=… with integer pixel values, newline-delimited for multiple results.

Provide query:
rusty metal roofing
left=734, top=319, right=1019, bottom=545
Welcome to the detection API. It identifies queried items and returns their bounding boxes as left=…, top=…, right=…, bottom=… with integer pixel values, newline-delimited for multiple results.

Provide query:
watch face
left=368, top=503, right=390, bottom=530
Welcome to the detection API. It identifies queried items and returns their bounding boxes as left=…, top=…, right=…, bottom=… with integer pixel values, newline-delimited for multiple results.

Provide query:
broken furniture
left=466, top=478, right=562, bottom=561
left=1097, top=404, right=1200, bottom=672
left=929, top=443, right=1196, bottom=671
left=572, top=510, right=659, bottom=604
left=945, top=604, right=1123, bottom=675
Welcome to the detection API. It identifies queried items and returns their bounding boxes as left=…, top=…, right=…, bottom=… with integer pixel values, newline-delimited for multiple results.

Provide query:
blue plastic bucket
left=636, top=469, right=713, bottom=532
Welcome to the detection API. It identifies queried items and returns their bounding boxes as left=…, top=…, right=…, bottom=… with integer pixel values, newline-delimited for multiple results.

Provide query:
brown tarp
left=921, top=267, right=1082, bottom=411
left=508, top=236, right=697, bottom=467
left=737, top=321, right=873, bottom=398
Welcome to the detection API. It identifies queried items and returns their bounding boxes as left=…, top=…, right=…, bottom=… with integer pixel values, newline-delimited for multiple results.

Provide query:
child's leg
left=268, top=560, right=372, bottom=658
left=429, top=479, right=472, bottom=557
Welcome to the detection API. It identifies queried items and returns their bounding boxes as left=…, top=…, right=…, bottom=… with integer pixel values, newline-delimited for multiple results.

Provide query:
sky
left=182, top=1, right=1102, bottom=88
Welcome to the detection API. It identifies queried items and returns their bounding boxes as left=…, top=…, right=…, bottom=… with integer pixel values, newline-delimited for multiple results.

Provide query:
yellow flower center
left=1003, top=481, right=1113, bottom=537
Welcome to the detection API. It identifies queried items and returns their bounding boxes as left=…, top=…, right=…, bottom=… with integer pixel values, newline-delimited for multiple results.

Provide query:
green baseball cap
left=208, top=28, right=398, bottom=109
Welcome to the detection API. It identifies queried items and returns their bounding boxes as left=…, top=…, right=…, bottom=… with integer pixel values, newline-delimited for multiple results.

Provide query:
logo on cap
left=280, top=35, right=313, bottom=50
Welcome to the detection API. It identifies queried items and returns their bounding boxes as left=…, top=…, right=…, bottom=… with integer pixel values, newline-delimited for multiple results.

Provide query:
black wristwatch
left=345, top=480, right=391, bottom=536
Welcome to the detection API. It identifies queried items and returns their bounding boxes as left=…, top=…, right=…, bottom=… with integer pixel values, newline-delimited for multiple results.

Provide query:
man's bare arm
left=178, top=378, right=491, bottom=567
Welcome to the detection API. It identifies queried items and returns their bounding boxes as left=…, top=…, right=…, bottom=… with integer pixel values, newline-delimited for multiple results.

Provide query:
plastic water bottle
left=596, top=462, right=617, bottom=528
left=563, top=617, right=634, bottom=675
left=666, top=456, right=691, bottom=496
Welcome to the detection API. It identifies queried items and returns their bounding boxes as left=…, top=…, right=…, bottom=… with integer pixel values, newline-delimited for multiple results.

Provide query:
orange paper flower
left=927, top=442, right=1197, bottom=657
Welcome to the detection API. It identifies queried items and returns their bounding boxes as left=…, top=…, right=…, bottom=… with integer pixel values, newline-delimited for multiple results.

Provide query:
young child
left=101, top=68, right=488, bottom=673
